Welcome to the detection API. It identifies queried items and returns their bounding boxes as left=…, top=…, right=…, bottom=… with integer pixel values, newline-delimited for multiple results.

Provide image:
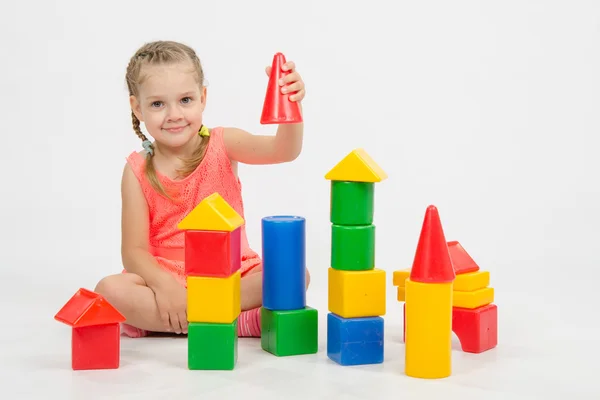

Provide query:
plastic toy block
left=452, top=270, right=490, bottom=292
left=447, top=241, right=480, bottom=275
left=260, top=52, right=303, bottom=124
left=328, top=268, right=386, bottom=318
left=54, top=288, right=126, bottom=328
left=54, top=288, right=125, bottom=370
left=331, top=224, right=375, bottom=271
left=393, top=268, right=410, bottom=287
left=453, top=287, right=494, bottom=309
left=410, top=205, right=455, bottom=283
left=177, top=192, right=244, bottom=232
left=188, top=320, right=238, bottom=370
left=184, top=228, right=241, bottom=277
left=330, top=181, right=374, bottom=225
left=327, top=313, right=384, bottom=366
left=325, top=148, right=387, bottom=183
left=262, top=216, right=306, bottom=310
left=187, top=271, right=241, bottom=323
left=405, top=279, right=453, bottom=379
left=71, top=323, right=121, bottom=370
left=397, top=286, right=405, bottom=301
left=261, top=307, right=318, bottom=356
left=452, top=304, right=498, bottom=353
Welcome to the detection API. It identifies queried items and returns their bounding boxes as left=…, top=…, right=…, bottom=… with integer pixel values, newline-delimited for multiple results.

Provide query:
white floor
left=3, top=274, right=599, bottom=400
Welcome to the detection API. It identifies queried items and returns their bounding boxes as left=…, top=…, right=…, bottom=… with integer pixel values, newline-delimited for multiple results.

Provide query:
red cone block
left=409, top=205, right=456, bottom=283
left=260, top=52, right=303, bottom=124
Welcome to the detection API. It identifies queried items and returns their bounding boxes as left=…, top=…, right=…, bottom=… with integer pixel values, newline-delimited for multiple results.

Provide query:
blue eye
left=151, top=101, right=162, bottom=107
left=181, top=97, right=192, bottom=104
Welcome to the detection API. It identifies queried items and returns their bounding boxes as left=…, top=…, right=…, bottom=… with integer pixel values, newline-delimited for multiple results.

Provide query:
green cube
left=331, top=224, right=375, bottom=271
left=330, top=181, right=374, bottom=225
left=261, top=307, right=318, bottom=356
left=188, top=319, right=238, bottom=370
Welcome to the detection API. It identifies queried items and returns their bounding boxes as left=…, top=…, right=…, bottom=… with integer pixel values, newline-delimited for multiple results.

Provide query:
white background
left=1, top=0, right=599, bottom=398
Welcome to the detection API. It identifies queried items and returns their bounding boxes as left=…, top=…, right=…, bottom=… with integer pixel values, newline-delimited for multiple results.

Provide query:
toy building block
left=405, top=205, right=455, bottom=379
left=327, top=313, right=384, bottom=366
left=328, top=267, right=386, bottom=318
left=187, top=271, right=241, bottom=323
left=452, top=304, right=497, bottom=353
left=331, top=224, right=375, bottom=271
left=177, top=192, right=244, bottom=232
left=330, top=181, right=374, bottom=225
left=261, top=216, right=307, bottom=311
left=54, top=288, right=125, bottom=370
left=188, top=320, right=238, bottom=370
left=447, top=241, right=480, bottom=275
left=324, top=148, right=388, bottom=183
left=184, top=228, right=241, bottom=278
left=260, top=52, right=303, bottom=124
left=261, top=307, right=318, bottom=356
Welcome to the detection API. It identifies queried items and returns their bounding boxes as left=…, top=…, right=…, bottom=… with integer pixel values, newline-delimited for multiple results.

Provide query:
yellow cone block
left=405, top=279, right=453, bottom=379
left=328, top=268, right=386, bottom=318
left=187, top=271, right=241, bottom=323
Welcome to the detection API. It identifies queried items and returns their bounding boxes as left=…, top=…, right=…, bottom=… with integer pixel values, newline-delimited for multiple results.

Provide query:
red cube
left=72, top=324, right=121, bottom=370
left=185, top=227, right=241, bottom=277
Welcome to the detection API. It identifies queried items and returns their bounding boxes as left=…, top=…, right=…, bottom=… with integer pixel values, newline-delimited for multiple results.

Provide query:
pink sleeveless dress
left=122, top=126, right=262, bottom=338
left=125, top=126, right=262, bottom=285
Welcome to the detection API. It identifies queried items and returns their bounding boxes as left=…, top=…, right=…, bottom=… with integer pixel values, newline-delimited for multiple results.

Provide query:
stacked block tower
left=177, top=192, right=244, bottom=370
left=261, top=215, right=318, bottom=357
left=324, top=149, right=388, bottom=366
left=403, top=205, right=456, bottom=379
left=394, top=238, right=498, bottom=355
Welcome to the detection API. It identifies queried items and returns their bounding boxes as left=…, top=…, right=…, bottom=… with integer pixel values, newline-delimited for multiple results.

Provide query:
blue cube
left=327, top=313, right=384, bottom=366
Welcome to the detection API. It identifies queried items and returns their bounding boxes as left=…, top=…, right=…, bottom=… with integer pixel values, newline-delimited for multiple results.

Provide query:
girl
left=94, top=40, right=309, bottom=338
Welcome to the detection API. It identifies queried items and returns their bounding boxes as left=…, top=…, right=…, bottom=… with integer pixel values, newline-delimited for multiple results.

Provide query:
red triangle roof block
left=447, top=241, right=480, bottom=274
left=54, top=288, right=125, bottom=327
left=260, top=52, right=303, bottom=125
left=410, top=205, right=456, bottom=283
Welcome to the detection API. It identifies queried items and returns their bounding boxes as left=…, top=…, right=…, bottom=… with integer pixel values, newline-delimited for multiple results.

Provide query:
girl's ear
left=130, top=95, right=143, bottom=122
left=200, top=87, right=208, bottom=111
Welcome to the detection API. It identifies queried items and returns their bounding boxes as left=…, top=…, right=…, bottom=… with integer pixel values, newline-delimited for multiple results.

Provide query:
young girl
left=94, top=40, right=309, bottom=338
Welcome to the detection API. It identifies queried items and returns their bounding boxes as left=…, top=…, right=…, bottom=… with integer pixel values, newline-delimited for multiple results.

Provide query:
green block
left=330, top=181, right=374, bottom=225
left=331, top=224, right=375, bottom=271
left=261, top=307, right=318, bottom=356
left=188, top=319, right=238, bottom=370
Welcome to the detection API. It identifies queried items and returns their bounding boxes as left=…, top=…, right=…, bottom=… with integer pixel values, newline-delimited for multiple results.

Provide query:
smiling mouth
left=164, top=125, right=188, bottom=133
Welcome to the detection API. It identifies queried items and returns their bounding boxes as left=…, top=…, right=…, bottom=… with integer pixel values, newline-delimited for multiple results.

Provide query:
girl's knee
left=94, top=273, right=143, bottom=305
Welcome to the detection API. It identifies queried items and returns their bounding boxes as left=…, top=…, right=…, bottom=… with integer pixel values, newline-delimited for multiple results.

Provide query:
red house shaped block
left=54, top=288, right=126, bottom=370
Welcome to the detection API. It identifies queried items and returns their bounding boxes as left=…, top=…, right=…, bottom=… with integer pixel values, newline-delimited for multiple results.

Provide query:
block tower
left=403, top=205, right=456, bottom=379
left=324, top=148, right=388, bottom=366
left=177, top=192, right=244, bottom=370
left=261, top=215, right=318, bottom=356
left=393, top=240, right=498, bottom=354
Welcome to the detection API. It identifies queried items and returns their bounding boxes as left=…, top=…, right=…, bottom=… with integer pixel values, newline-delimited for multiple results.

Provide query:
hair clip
left=198, top=125, right=210, bottom=137
left=142, top=139, right=153, bottom=155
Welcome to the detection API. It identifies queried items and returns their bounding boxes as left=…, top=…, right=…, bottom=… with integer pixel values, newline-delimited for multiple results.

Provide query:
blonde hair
left=125, top=40, right=210, bottom=198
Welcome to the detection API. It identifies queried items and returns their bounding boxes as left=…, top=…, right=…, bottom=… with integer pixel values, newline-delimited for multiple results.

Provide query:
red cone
left=260, top=52, right=303, bottom=124
left=409, top=205, right=456, bottom=283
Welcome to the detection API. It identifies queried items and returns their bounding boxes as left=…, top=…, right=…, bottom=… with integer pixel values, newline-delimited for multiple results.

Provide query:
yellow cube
left=328, top=268, right=386, bottom=318
left=187, top=271, right=241, bottom=323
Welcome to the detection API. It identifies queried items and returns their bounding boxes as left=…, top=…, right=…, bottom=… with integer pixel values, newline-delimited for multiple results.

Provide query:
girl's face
left=130, top=61, right=206, bottom=152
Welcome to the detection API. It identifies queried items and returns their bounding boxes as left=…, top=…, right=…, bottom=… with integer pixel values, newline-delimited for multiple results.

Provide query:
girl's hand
left=152, top=274, right=188, bottom=334
left=266, top=61, right=305, bottom=102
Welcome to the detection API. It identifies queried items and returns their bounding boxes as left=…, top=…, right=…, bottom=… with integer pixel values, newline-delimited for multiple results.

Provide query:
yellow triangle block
left=177, top=192, right=244, bottom=231
left=325, top=148, right=387, bottom=182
